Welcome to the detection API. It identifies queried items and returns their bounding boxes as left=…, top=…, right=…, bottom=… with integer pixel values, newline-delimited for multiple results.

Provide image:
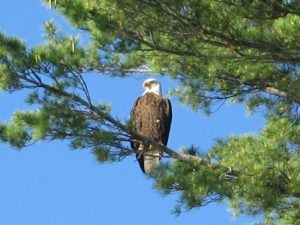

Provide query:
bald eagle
left=130, top=79, right=172, bottom=174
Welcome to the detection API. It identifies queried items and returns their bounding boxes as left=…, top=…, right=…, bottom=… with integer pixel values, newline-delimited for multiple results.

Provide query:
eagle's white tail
left=143, top=147, right=161, bottom=174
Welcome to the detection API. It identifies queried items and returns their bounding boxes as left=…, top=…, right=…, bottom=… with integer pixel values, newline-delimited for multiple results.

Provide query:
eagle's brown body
left=130, top=92, right=172, bottom=174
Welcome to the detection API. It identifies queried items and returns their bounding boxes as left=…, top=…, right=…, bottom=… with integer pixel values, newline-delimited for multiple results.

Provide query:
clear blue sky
left=0, top=1, right=265, bottom=225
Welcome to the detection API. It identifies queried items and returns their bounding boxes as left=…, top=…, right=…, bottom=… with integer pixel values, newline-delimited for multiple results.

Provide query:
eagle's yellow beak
left=143, top=79, right=157, bottom=89
left=144, top=82, right=151, bottom=87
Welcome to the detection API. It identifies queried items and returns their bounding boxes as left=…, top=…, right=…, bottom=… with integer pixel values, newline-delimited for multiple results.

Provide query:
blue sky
left=0, top=1, right=265, bottom=225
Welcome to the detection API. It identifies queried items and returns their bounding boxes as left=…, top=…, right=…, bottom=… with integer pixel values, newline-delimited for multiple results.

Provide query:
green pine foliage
left=0, top=1, right=299, bottom=224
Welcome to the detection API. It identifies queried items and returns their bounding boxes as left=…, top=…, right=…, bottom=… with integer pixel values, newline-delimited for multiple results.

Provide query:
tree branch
left=216, top=73, right=300, bottom=104
left=20, top=73, right=204, bottom=163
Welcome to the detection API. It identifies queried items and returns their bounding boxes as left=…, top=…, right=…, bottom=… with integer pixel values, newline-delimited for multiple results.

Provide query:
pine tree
left=0, top=1, right=299, bottom=224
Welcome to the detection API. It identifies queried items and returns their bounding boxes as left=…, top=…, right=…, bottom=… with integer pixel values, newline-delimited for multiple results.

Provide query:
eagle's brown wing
left=162, top=98, right=172, bottom=145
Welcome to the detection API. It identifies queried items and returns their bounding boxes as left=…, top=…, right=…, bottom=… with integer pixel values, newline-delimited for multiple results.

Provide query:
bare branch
left=19, top=72, right=205, bottom=163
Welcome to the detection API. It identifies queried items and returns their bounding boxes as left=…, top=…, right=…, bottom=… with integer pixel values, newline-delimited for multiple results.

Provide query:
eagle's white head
left=142, top=78, right=162, bottom=96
